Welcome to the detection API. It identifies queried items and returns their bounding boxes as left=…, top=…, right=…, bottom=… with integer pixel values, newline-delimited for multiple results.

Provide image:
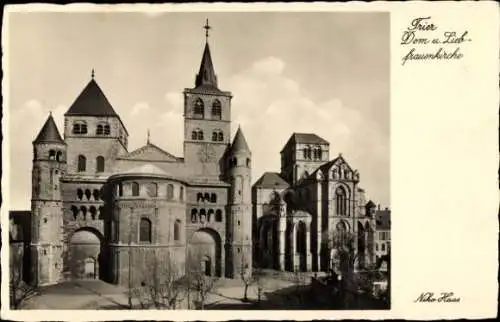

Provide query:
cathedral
left=25, top=23, right=378, bottom=287
left=29, top=27, right=252, bottom=286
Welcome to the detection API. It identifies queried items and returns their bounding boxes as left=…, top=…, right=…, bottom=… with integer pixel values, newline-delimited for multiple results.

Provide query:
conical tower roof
left=33, top=113, right=64, bottom=144
left=65, top=78, right=118, bottom=117
left=230, top=126, right=250, bottom=152
left=195, top=42, right=219, bottom=90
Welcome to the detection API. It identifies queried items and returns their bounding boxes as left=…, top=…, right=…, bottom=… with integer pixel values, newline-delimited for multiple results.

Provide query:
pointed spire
left=34, top=113, right=64, bottom=144
left=195, top=20, right=218, bottom=90
left=231, top=126, right=250, bottom=152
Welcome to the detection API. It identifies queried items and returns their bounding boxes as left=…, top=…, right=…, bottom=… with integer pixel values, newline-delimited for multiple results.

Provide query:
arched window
left=98, top=206, right=104, bottom=219
left=194, top=98, right=204, bottom=116
left=147, top=182, right=158, bottom=197
left=197, top=192, right=204, bottom=202
left=132, top=182, right=140, bottom=196
left=212, top=131, right=218, bottom=142
left=192, top=131, right=198, bottom=140
left=336, top=221, right=348, bottom=247
left=179, top=186, right=184, bottom=201
left=96, top=124, right=104, bottom=135
left=93, top=189, right=100, bottom=200
left=314, top=146, right=322, bottom=160
left=204, top=193, right=210, bottom=202
left=71, top=205, right=78, bottom=220
left=218, top=131, right=223, bottom=142
left=197, top=130, right=204, bottom=140
left=77, top=155, right=86, bottom=172
left=89, top=206, right=97, bottom=220
left=80, top=206, right=87, bottom=220
left=191, top=209, right=198, bottom=223
left=104, top=124, right=110, bottom=135
left=212, top=100, right=222, bottom=119
left=81, top=123, right=87, bottom=134
left=56, top=151, right=62, bottom=162
left=174, top=220, right=181, bottom=241
left=167, top=184, right=174, bottom=200
left=85, top=189, right=91, bottom=200
left=199, top=209, right=206, bottom=223
left=210, top=193, right=217, bottom=203
left=207, top=209, right=214, bottom=222
left=336, top=186, right=347, bottom=215
left=296, top=221, right=307, bottom=255
left=139, top=218, right=152, bottom=243
left=96, top=156, right=105, bottom=172
left=49, top=150, right=56, bottom=160
left=73, top=123, right=81, bottom=134
left=77, top=188, right=83, bottom=200
left=215, top=209, right=223, bottom=222
left=246, top=158, right=251, bottom=167
left=118, top=183, right=123, bottom=197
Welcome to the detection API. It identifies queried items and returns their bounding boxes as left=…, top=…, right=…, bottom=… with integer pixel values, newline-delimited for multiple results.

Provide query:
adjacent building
left=252, top=134, right=379, bottom=272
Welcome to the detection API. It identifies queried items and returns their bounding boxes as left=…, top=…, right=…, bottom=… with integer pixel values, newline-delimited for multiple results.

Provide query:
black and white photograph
left=7, top=7, right=391, bottom=311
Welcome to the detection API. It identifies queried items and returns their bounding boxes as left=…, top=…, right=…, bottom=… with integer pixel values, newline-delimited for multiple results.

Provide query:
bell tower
left=183, top=20, right=233, bottom=178
left=31, top=113, right=66, bottom=285
left=225, top=127, right=252, bottom=278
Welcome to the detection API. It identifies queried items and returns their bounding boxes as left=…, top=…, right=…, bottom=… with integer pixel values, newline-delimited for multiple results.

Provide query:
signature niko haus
left=415, top=292, right=461, bottom=303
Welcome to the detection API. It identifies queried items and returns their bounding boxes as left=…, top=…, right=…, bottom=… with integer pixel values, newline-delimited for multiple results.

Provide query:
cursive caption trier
left=401, top=17, right=472, bottom=66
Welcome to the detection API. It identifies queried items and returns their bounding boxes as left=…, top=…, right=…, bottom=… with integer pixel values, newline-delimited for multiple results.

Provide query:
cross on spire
left=203, top=18, right=211, bottom=41
left=91, top=68, right=95, bottom=79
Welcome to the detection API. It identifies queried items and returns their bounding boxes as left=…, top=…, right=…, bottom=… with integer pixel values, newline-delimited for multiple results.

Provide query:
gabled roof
left=33, top=113, right=64, bottom=144
left=65, top=79, right=118, bottom=117
left=281, top=133, right=329, bottom=153
left=230, top=126, right=250, bottom=152
left=121, top=143, right=180, bottom=162
left=253, top=172, right=289, bottom=189
left=375, top=209, right=391, bottom=230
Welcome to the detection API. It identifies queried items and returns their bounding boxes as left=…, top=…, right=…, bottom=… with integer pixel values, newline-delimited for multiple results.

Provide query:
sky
left=6, top=11, right=390, bottom=210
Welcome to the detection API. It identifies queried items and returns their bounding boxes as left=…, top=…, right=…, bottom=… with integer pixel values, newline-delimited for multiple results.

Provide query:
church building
left=252, top=134, right=377, bottom=272
left=29, top=23, right=252, bottom=286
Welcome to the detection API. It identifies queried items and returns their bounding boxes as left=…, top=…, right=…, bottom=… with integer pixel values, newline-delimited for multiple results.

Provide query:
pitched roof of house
left=281, top=133, right=329, bottom=153
left=65, top=79, right=118, bottom=117
left=253, top=172, right=289, bottom=189
left=376, top=209, right=391, bottom=230
left=33, top=113, right=64, bottom=144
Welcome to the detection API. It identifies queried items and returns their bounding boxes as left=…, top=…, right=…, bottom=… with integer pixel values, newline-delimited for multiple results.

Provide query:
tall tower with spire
left=31, top=113, right=67, bottom=285
left=225, top=126, right=252, bottom=277
left=183, top=20, right=233, bottom=178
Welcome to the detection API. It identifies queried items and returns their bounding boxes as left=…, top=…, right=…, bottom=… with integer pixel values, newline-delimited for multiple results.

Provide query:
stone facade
left=28, top=37, right=252, bottom=286
left=253, top=134, right=378, bottom=273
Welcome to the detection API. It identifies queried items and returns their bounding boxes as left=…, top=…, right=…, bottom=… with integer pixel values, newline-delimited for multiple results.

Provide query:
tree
left=132, top=251, right=187, bottom=309
left=185, top=250, right=218, bottom=310
left=10, top=244, right=38, bottom=309
left=239, top=256, right=252, bottom=302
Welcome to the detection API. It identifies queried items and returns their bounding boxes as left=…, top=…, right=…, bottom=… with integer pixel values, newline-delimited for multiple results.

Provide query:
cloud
left=7, top=57, right=389, bottom=210
left=229, top=56, right=389, bottom=205
left=8, top=100, right=67, bottom=209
